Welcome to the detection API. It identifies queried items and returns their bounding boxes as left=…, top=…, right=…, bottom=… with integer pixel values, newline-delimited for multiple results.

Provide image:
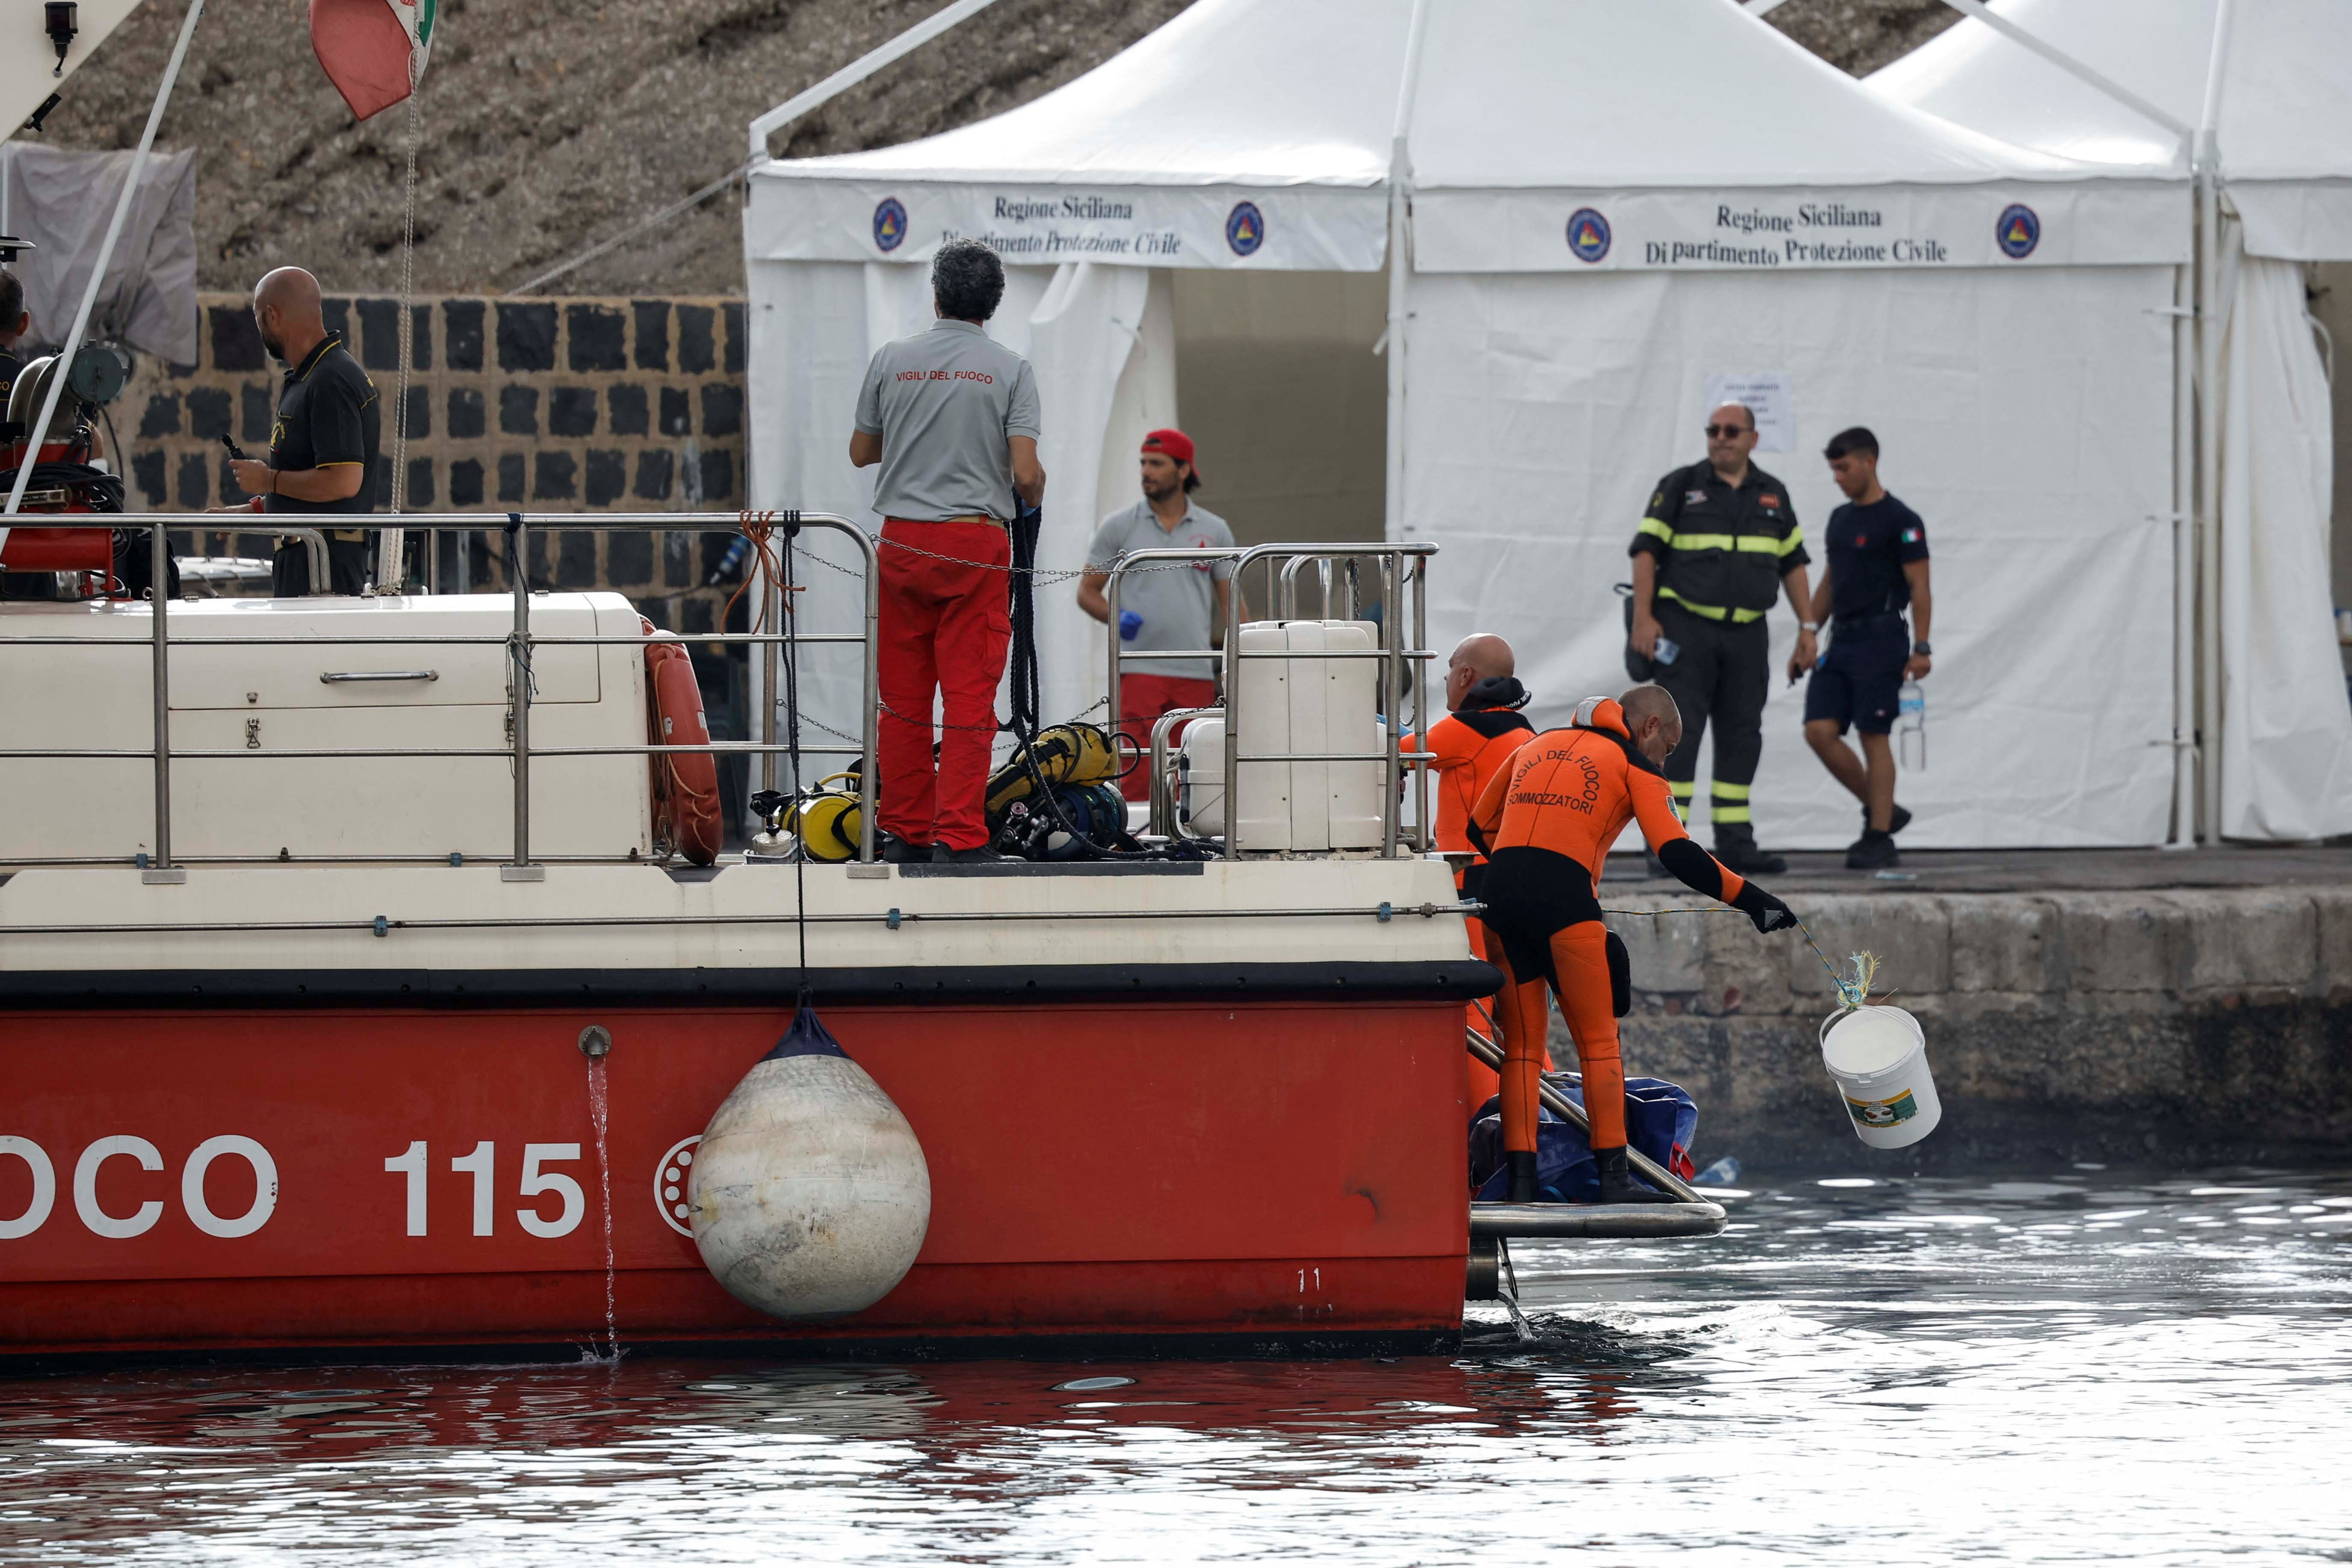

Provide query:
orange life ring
left=641, top=618, right=724, bottom=865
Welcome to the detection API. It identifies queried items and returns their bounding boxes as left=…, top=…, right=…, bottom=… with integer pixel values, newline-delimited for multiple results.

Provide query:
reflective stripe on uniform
left=1657, top=586, right=1766, bottom=623
left=1711, top=780, right=1751, bottom=800
left=1710, top=804, right=1753, bottom=824
left=1640, top=521, right=1802, bottom=559
left=1668, top=779, right=1696, bottom=797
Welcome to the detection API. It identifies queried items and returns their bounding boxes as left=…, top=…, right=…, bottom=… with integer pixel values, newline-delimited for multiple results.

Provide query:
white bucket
left=1818, top=1005, right=1941, bottom=1149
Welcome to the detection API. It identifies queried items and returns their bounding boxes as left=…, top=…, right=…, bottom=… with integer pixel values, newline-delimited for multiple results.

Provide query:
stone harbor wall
left=1598, top=887, right=2352, bottom=1172
left=114, top=292, right=751, bottom=635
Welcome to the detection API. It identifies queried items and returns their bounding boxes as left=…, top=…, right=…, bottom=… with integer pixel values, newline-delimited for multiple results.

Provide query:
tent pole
left=2166, top=262, right=2196, bottom=850
left=2194, top=0, right=2236, bottom=843
left=1382, top=0, right=1433, bottom=542
left=746, top=0, right=1008, bottom=161
left=2, top=0, right=206, bottom=525
left=1934, top=0, right=2189, bottom=141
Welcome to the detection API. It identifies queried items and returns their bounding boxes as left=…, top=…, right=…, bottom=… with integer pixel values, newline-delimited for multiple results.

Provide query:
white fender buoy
left=690, top=1007, right=931, bottom=1320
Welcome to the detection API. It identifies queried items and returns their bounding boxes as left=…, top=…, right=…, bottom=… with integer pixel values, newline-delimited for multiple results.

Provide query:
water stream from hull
left=584, top=1056, right=618, bottom=1364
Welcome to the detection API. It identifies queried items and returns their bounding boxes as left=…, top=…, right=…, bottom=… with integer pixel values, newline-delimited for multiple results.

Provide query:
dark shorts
left=1804, top=614, right=1907, bottom=735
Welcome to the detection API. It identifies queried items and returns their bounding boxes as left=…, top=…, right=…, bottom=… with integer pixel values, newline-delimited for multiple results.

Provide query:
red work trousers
left=1116, top=671, right=1218, bottom=801
left=878, top=519, right=1011, bottom=852
left=1490, top=921, right=1627, bottom=1155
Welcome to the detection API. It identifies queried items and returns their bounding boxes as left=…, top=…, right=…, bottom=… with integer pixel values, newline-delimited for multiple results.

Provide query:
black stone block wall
left=121, top=293, right=753, bottom=626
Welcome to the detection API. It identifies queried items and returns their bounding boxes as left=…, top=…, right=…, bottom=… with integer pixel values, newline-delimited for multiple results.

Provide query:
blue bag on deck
left=1469, top=1074, right=1699, bottom=1203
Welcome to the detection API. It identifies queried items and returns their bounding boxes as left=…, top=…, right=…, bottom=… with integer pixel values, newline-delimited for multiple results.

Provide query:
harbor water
left=3, top=1166, right=2346, bottom=1565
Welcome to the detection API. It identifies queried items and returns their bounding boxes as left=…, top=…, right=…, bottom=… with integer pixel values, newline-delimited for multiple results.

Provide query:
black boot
left=1712, top=824, right=1786, bottom=876
left=1595, top=1146, right=1683, bottom=1205
left=1845, top=828, right=1900, bottom=871
left=1506, top=1151, right=1539, bottom=1204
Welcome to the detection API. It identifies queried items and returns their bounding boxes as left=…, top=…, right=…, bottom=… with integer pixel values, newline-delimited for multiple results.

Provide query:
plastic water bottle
left=1694, top=1156, right=1741, bottom=1187
left=1653, top=634, right=1680, bottom=667
left=1897, top=680, right=1926, bottom=770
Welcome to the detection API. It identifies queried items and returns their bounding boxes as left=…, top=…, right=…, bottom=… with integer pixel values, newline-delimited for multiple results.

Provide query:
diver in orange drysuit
left=1467, top=685, right=1798, bottom=1204
left=1401, top=633, right=1547, bottom=1104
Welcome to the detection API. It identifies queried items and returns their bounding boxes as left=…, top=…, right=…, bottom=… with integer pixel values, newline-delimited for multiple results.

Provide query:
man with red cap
left=1078, top=428, right=1240, bottom=800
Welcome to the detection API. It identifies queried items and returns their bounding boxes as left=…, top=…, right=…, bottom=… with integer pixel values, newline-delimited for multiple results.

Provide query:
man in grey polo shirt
left=850, top=238, right=1045, bottom=863
left=1077, top=428, right=1237, bottom=801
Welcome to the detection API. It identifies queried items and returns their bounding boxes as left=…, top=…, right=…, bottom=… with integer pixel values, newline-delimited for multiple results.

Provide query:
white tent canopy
left=1870, top=0, right=2352, bottom=257
left=745, top=0, right=2192, bottom=848
left=1870, top=0, right=2352, bottom=842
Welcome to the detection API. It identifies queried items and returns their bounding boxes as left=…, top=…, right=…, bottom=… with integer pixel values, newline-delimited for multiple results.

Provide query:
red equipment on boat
left=0, top=437, right=113, bottom=575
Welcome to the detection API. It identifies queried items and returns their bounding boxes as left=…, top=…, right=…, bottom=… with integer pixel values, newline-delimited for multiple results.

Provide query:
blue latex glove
left=1118, top=610, right=1143, bottom=642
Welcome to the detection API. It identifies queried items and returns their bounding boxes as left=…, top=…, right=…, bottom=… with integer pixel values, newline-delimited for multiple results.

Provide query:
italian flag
left=310, top=0, right=438, bottom=121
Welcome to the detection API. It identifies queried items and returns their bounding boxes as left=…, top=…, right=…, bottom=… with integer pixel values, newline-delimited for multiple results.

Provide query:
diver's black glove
left=1733, top=882, right=1797, bottom=934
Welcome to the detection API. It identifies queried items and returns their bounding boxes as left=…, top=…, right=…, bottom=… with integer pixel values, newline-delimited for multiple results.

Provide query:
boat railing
left=0, top=512, right=878, bottom=876
left=1105, top=543, right=1436, bottom=857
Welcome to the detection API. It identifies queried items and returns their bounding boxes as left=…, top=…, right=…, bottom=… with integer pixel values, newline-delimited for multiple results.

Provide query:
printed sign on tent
left=1704, top=372, right=1794, bottom=453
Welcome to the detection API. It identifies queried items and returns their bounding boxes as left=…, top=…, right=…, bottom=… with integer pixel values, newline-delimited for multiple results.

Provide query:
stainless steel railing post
left=1381, top=551, right=1401, bottom=858
left=149, top=519, right=172, bottom=871
left=1279, top=555, right=1312, bottom=620
left=760, top=524, right=781, bottom=798
left=1402, top=552, right=1421, bottom=846
left=1224, top=551, right=1244, bottom=857
left=1148, top=705, right=1220, bottom=839
left=507, top=516, right=533, bottom=871
left=838, top=522, right=881, bottom=863
left=1104, top=563, right=1123, bottom=744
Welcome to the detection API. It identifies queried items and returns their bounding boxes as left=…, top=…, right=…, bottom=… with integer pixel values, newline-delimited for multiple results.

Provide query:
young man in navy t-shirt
left=1796, top=427, right=1933, bottom=869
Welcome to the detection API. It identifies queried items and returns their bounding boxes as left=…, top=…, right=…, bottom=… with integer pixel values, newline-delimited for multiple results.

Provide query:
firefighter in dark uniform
left=1626, top=402, right=1816, bottom=875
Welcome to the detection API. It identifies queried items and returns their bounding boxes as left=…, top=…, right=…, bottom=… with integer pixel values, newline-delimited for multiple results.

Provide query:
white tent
left=744, top=0, right=2188, bottom=847
left=1871, top=0, right=2352, bottom=842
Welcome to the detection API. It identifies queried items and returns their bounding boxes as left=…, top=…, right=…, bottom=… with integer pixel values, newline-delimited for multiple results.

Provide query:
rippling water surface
left=5, top=1168, right=2348, bottom=1565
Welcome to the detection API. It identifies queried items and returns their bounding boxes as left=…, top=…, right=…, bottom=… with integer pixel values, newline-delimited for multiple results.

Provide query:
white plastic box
left=1179, top=620, right=1383, bottom=851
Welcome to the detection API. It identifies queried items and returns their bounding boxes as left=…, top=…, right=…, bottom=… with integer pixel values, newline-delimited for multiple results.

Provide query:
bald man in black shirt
left=208, top=267, right=379, bottom=596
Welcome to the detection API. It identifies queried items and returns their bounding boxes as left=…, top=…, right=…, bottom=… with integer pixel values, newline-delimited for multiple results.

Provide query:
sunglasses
left=1704, top=423, right=1752, bottom=438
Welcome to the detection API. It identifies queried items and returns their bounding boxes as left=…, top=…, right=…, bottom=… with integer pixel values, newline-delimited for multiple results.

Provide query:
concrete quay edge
left=1580, top=885, right=2352, bottom=1171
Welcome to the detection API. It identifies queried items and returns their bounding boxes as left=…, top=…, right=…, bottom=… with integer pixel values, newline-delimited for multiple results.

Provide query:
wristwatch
left=1800, top=620, right=1820, bottom=633
left=1912, top=641, right=1932, bottom=655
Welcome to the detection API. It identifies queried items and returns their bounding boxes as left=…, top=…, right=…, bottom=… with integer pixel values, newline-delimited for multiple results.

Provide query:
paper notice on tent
left=1704, top=373, right=1794, bottom=452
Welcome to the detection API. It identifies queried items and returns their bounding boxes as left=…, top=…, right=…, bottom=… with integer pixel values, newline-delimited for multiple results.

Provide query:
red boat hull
left=0, top=999, right=1471, bottom=1358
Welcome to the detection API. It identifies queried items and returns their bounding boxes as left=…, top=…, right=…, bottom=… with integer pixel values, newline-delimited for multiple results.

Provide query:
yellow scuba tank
left=783, top=772, right=865, bottom=862
left=984, top=721, right=1120, bottom=821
